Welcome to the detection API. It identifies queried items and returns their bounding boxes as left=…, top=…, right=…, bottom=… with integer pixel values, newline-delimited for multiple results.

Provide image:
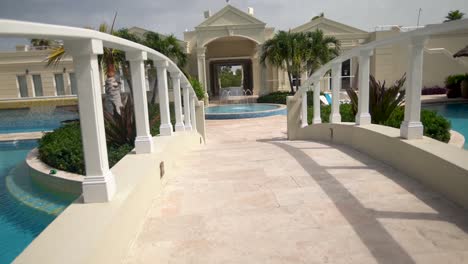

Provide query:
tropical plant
left=260, top=30, right=340, bottom=93
left=303, top=30, right=340, bottom=76
left=189, top=77, right=205, bottom=101
left=30, top=39, right=59, bottom=50
left=45, top=15, right=131, bottom=114
left=103, top=96, right=136, bottom=147
left=143, top=31, right=187, bottom=104
left=444, top=10, right=465, bottom=22
left=311, top=12, right=324, bottom=21
left=347, top=74, right=406, bottom=124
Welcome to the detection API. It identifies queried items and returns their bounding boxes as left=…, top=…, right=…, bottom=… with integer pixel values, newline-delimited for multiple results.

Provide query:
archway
left=204, top=36, right=259, bottom=98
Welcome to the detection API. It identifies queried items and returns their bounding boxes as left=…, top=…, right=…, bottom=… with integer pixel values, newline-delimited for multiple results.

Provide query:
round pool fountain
left=205, top=103, right=286, bottom=120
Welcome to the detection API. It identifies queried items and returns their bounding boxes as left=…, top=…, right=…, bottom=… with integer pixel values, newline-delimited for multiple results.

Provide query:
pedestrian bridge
left=1, top=19, right=468, bottom=263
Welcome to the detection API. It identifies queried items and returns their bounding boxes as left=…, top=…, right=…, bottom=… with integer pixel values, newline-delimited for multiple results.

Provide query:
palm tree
left=46, top=20, right=131, bottom=114
left=260, top=30, right=340, bottom=93
left=30, top=39, right=58, bottom=50
left=303, top=30, right=340, bottom=76
left=260, top=31, right=305, bottom=93
left=142, top=32, right=187, bottom=104
left=444, top=10, right=465, bottom=22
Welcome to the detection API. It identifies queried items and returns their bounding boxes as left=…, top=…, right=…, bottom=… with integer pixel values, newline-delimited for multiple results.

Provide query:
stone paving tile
left=125, top=115, right=468, bottom=264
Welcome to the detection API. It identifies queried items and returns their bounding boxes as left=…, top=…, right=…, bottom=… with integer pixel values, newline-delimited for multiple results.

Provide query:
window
left=32, top=74, right=43, bottom=96
left=54, top=73, right=65, bottom=95
left=69, top=73, right=78, bottom=95
left=17, top=75, right=28, bottom=97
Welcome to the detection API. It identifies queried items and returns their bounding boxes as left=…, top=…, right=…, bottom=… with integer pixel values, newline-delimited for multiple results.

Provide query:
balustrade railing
left=0, top=19, right=205, bottom=203
left=291, top=19, right=468, bottom=140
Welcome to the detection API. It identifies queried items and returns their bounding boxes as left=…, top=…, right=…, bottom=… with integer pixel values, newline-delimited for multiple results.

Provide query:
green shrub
left=306, top=105, right=451, bottom=143
left=38, top=122, right=135, bottom=175
left=445, top=74, right=468, bottom=89
left=257, top=90, right=316, bottom=105
left=385, top=107, right=451, bottom=143
left=189, top=77, right=205, bottom=100
left=38, top=123, right=85, bottom=174
left=307, top=104, right=355, bottom=124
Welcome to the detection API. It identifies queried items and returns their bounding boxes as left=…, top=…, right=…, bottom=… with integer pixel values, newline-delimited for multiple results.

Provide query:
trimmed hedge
left=257, top=91, right=316, bottom=105
left=38, top=103, right=173, bottom=175
left=307, top=105, right=451, bottom=143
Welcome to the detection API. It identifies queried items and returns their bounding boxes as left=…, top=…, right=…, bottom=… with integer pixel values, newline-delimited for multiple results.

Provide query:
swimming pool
left=205, top=103, right=286, bottom=119
left=0, top=140, right=77, bottom=263
left=0, top=108, right=78, bottom=134
left=423, top=102, right=468, bottom=149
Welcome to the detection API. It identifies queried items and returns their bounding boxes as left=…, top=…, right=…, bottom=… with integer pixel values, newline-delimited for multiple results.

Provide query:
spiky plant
left=103, top=96, right=136, bottom=147
left=347, top=74, right=406, bottom=124
left=444, top=10, right=465, bottom=22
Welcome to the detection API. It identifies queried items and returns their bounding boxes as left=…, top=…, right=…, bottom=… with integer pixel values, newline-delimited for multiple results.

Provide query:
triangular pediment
left=197, top=5, right=266, bottom=28
left=292, top=17, right=367, bottom=34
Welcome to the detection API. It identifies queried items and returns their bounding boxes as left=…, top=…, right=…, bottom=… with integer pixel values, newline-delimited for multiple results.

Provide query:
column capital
left=64, top=39, right=103, bottom=57
left=409, top=36, right=428, bottom=48
left=196, top=46, right=207, bottom=55
left=126, top=50, right=147, bottom=61
left=359, top=48, right=373, bottom=57
left=155, top=60, right=169, bottom=69
left=169, top=71, right=182, bottom=79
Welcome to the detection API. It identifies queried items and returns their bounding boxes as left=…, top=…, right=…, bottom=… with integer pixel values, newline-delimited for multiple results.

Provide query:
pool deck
left=124, top=115, right=468, bottom=263
left=0, top=131, right=45, bottom=142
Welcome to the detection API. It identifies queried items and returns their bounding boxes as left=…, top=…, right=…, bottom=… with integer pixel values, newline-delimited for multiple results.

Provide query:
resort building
left=1, top=4, right=467, bottom=101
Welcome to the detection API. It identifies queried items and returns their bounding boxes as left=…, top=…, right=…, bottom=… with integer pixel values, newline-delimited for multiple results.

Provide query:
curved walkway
left=125, top=115, right=468, bottom=264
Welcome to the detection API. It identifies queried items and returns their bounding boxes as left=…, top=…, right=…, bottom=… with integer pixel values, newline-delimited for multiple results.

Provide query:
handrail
left=295, top=18, right=468, bottom=100
left=0, top=19, right=196, bottom=96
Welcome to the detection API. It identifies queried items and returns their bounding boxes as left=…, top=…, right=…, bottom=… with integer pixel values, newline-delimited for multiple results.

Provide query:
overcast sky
left=1, top=0, right=467, bottom=50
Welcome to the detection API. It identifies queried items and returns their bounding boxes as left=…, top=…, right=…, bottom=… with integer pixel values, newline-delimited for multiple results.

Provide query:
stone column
left=170, top=71, right=185, bottom=132
left=63, top=72, right=72, bottom=95
left=196, top=47, right=209, bottom=101
left=183, top=83, right=192, bottom=131
left=26, top=74, right=35, bottom=97
left=155, top=60, right=173, bottom=136
left=401, top=36, right=427, bottom=139
left=190, top=94, right=197, bottom=132
left=127, top=51, right=154, bottom=154
left=330, top=62, right=342, bottom=123
left=301, top=91, right=308, bottom=127
left=356, top=49, right=372, bottom=125
left=64, top=39, right=115, bottom=203
left=313, top=85, right=321, bottom=124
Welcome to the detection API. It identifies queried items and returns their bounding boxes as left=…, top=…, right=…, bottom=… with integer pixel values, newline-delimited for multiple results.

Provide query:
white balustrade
left=356, top=49, right=372, bottom=125
left=127, top=51, right=154, bottom=154
left=170, top=71, right=185, bottom=132
left=313, top=85, right=321, bottom=124
left=301, top=91, right=308, bottom=127
left=65, top=39, right=116, bottom=203
left=190, top=95, right=197, bottom=131
left=155, top=60, right=174, bottom=136
left=183, top=83, right=193, bottom=131
left=330, top=62, right=342, bottom=123
left=400, top=36, right=426, bottom=139
left=0, top=19, right=205, bottom=203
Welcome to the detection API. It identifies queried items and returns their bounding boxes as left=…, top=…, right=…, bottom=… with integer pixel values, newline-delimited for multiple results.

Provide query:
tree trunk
left=104, top=63, right=123, bottom=114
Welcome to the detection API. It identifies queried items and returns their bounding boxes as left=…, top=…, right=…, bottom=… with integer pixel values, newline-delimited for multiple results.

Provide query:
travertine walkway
left=125, top=115, right=468, bottom=264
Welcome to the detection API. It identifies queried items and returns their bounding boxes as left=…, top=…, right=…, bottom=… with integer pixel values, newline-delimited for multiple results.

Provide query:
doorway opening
left=209, top=59, right=253, bottom=97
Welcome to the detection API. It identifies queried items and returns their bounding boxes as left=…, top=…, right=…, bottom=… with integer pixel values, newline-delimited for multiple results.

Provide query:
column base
left=159, top=123, right=174, bottom=136
left=356, top=113, right=371, bottom=125
left=185, top=124, right=193, bottom=131
left=134, top=135, right=154, bottom=154
left=400, top=121, right=423, bottom=139
left=312, top=118, right=322, bottom=124
left=330, top=114, right=342, bottom=124
left=82, top=171, right=116, bottom=203
left=175, top=122, right=185, bottom=132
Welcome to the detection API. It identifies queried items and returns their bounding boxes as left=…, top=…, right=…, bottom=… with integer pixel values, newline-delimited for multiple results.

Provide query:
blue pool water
left=205, top=103, right=286, bottom=120
left=423, top=103, right=468, bottom=149
left=0, top=109, right=78, bottom=134
left=0, top=140, right=76, bottom=263
left=205, top=103, right=280, bottom=114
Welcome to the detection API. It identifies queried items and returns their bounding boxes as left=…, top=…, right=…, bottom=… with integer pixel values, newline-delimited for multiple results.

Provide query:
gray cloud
left=1, top=0, right=467, bottom=50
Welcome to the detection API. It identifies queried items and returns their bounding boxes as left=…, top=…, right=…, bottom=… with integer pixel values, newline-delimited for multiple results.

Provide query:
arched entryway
left=203, top=36, right=260, bottom=98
